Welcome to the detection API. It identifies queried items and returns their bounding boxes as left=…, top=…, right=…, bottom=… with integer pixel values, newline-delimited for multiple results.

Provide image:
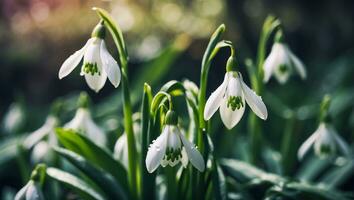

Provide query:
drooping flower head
left=145, top=110, right=205, bottom=173
left=15, top=164, right=46, bottom=200
left=58, top=21, right=121, bottom=92
left=263, top=29, right=306, bottom=84
left=204, top=56, right=268, bottom=129
left=64, top=93, right=106, bottom=146
left=298, top=95, right=350, bottom=159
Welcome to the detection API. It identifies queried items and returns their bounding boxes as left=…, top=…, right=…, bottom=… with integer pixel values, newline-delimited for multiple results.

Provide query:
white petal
left=146, top=126, right=169, bottom=173
left=204, top=73, right=228, bottom=120
left=31, top=141, right=51, bottom=164
left=26, top=182, right=44, bottom=200
left=160, top=158, right=169, bottom=167
left=64, top=108, right=106, bottom=146
left=263, top=44, right=281, bottom=83
left=84, top=72, right=107, bottom=93
left=15, top=182, right=30, bottom=200
left=85, top=116, right=107, bottom=146
left=100, top=41, right=121, bottom=88
left=240, top=76, right=268, bottom=120
left=179, top=130, right=205, bottom=172
left=219, top=74, right=246, bottom=129
left=287, top=47, right=307, bottom=80
left=181, top=148, right=189, bottom=168
left=313, top=123, right=336, bottom=157
left=297, top=130, right=318, bottom=160
left=83, top=39, right=107, bottom=92
left=219, top=96, right=245, bottom=129
left=58, top=39, right=92, bottom=79
left=272, top=44, right=292, bottom=84
left=168, top=126, right=182, bottom=149
left=114, top=134, right=129, bottom=169
left=23, top=116, right=57, bottom=149
left=64, top=108, right=86, bottom=130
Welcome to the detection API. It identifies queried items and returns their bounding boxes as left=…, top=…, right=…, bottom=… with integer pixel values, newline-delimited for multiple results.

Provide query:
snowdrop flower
left=58, top=22, right=121, bottom=92
left=114, top=123, right=141, bottom=169
left=146, top=110, right=205, bottom=173
left=65, top=107, right=106, bottom=146
left=24, top=116, right=58, bottom=149
left=204, top=56, right=268, bottom=129
left=15, top=180, right=44, bottom=200
left=263, top=30, right=306, bottom=84
left=298, top=122, right=349, bottom=159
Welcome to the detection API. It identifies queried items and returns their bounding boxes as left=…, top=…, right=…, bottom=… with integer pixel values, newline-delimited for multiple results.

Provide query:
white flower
left=58, top=36, right=121, bottom=92
left=145, top=125, right=205, bottom=173
left=114, top=123, right=141, bottom=169
left=15, top=180, right=44, bottom=200
left=298, top=122, right=350, bottom=160
left=65, top=108, right=106, bottom=146
left=263, top=42, right=306, bottom=84
left=23, top=116, right=58, bottom=165
left=204, top=71, right=267, bottom=129
left=24, top=116, right=58, bottom=149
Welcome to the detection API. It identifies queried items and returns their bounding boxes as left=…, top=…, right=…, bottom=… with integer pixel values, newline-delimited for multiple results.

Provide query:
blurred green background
left=1, top=0, right=354, bottom=197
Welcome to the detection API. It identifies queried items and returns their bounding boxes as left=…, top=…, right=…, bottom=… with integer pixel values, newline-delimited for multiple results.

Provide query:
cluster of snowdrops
left=14, top=7, right=351, bottom=200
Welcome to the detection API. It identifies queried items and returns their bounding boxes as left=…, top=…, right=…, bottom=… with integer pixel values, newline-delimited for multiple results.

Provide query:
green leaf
left=0, top=136, right=24, bottom=171
left=46, top=167, right=105, bottom=200
left=160, top=80, right=186, bottom=96
left=256, top=15, right=281, bottom=73
left=151, top=91, right=172, bottom=115
left=55, top=128, right=129, bottom=191
left=318, top=159, right=354, bottom=188
left=295, top=156, right=331, bottom=181
left=221, top=158, right=285, bottom=184
left=54, top=147, right=127, bottom=200
left=212, top=160, right=227, bottom=200
left=285, top=182, right=351, bottom=200
left=140, top=83, right=155, bottom=200
left=201, top=24, right=226, bottom=72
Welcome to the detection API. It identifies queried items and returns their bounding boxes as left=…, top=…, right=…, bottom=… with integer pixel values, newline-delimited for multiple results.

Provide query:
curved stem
left=94, top=7, right=138, bottom=199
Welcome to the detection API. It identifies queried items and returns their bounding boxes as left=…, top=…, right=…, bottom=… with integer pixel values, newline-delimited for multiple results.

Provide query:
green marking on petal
left=227, top=96, right=244, bottom=111
left=82, top=62, right=101, bottom=76
left=319, top=144, right=334, bottom=156
left=278, top=64, right=288, bottom=74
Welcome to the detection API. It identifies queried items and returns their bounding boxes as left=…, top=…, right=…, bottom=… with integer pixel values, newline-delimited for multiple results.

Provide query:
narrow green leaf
left=212, top=161, right=227, bottom=200
left=201, top=24, right=226, bottom=71
left=318, top=160, right=354, bottom=188
left=160, top=80, right=186, bottom=95
left=140, top=83, right=155, bottom=200
left=220, top=158, right=285, bottom=184
left=54, top=147, right=127, bottom=200
left=151, top=92, right=172, bottom=115
left=55, top=128, right=129, bottom=191
left=46, top=167, right=105, bottom=200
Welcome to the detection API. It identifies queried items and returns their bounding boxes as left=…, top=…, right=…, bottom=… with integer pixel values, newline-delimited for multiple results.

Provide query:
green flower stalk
left=247, top=16, right=281, bottom=165
left=93, top=7, right=139, bottom=198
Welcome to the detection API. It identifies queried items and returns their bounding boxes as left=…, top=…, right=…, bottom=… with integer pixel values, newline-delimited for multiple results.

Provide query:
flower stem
left=93, top=7, right=139, bottom=199
left=197, top=24, right=225, bottom=200
left=248, top=16, right=280, bottom=166
left=280, top=114, right=297, bottom=175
